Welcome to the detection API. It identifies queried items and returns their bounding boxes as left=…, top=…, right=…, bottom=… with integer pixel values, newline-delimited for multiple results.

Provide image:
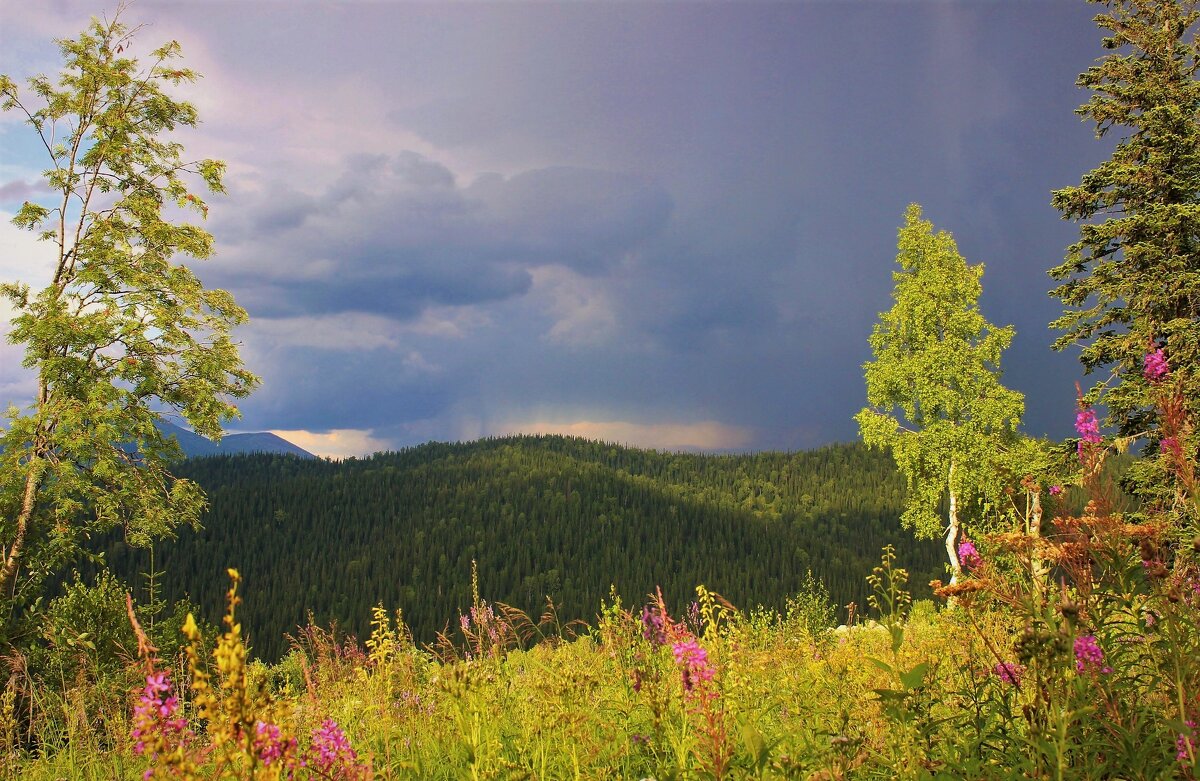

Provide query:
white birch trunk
left=1028, top=488, right=1047, bottom=605
left=945, top=462, right=962, bottom=588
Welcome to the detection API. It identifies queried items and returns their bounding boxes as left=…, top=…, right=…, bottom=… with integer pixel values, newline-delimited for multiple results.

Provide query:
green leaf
left=899, top=662, right=929, bottom=691
left=866, top=656, right=893, bottom=675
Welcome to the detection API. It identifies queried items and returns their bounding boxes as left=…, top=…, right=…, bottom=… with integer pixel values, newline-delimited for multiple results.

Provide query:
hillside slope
left=104, top=436, right=942, bottom=659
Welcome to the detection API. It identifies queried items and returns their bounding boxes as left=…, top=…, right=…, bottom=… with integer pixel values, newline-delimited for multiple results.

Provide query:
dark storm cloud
left=209, top=153, right=672, bottom=318
left=468, top=167, right=673, bottom=274
left=2, top=1, right=1116, bottom=454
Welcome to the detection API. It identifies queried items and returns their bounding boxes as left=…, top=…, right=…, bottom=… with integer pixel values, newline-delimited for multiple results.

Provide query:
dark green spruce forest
left=99, top=436, right=943, bottom=660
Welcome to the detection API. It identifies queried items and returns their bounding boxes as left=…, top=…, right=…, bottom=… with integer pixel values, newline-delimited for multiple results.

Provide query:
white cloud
left=531, top=265, right=618, bottom=347
left=165, top=38, right=456, bottom=188
left=402, top=350, right=440, bottom=374
left=241, top=313, right=404, bottom=352
left=0, top=212, right=53, bottom=409
left=406, top=306, right=492, bottom=339
left=239, top=308, right=486, bottom=354
left=269, top=428, right=392, bottom=459
left=0, top=209, right=53, bottom=289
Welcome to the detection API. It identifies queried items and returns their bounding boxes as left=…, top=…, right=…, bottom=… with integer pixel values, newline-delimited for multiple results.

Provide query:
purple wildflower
left=1075, top=408, right=1102, bottom=457
left=671, top=638, right=715, bottom=695
left=253, top=721, right=295, bottom=766
left=958, top=539, right=982, bottom=570
left=993, top=662, right=1025, bottom=686
left=311, top=719, right=360, bottom=776
left=1074, top=634, right=1111, bottom=675
left=1075, top=407, right=1102, bottom=458
left=1178, top=721, right=1196, bottom=763
left=1144, top=348, right=1169, bottom=382
left=470, top=604, right=495, bottom=627
left=1049, top=485, right=1063, bottom=496
left=641, top=605, right=667, bottom=646
left=130, top=672, right=187, bottom=756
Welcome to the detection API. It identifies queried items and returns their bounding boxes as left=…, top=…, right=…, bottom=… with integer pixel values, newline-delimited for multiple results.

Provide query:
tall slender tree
left=1050, top=0, right=1200, bottom=524
left=0, top=8, right=257, bottom=632
left=857, top=205, right=1024, bottom=585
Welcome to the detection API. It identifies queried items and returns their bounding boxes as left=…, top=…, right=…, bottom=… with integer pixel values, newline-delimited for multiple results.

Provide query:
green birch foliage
left=856, top=205, right=1024, bottom=539
left=0, top=11, right=258, bottom=627
left=1050, top=1, right=1200, bottom=449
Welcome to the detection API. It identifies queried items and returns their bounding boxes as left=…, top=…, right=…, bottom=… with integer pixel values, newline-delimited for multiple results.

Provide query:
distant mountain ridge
left=157, top=420, right=314, bottom=459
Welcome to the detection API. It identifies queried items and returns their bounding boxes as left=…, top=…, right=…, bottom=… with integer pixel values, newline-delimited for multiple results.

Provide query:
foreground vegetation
left=10, top=523, right=1198, bottom=779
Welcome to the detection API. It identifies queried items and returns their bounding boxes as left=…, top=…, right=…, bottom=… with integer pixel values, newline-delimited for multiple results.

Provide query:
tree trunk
left=0, top=459, right=45, bottom=601
left=1028, top=488, right=1048, bottom=605
left=945, top=462, right=962, bottom=587
left=945, top=489, right=964, bottom=585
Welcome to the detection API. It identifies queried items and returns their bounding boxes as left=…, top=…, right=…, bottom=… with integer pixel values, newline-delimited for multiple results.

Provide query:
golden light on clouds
left=269, top=429, right=391, bottom=459
left=496, top=419, right=754, bottom=452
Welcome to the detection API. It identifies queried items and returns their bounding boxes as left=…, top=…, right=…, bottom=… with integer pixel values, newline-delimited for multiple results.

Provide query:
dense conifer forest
left=99, top=436, right=942, bottom=659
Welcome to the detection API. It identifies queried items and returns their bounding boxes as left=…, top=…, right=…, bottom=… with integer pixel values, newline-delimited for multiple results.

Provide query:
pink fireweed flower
left=1144, top=348, right=1169, bottom=382
left=470, top=604, right=495, bottom=627
left=641, top=604, right=667, bottom=646
left=1075, top=407, right=1102, bottom=456
left=993, top=662, right=1025, bottom=686
left=254, top=721, right=296, bottom=766
left=311, top=718, right=359, bottom=775
left=957, top=539, right=982, bottom=570
left=145, top=672, right=169, bottom=695
left=1075, top=408, right=1101, bottom=440
left=1049, top=485, right=1063, bottom=496
left=1074, top=634, right=1111, bottom=675
left=1178, top=721, right=1197, bottom=763
left=671, top=638, right=715, bottom=695
left=1161, top=436, right=1182, bottom=459
left=130, top=671, right=187, bottom=758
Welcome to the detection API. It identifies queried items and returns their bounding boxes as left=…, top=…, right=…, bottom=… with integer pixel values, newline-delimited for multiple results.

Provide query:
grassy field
left=8, top=524, right=1199, bottom=780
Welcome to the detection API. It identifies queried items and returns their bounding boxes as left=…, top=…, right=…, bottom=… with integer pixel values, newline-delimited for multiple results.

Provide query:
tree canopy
left=1049, top=0, right=1200, bottom=527
left=857, top=205, right=1024, bottom=581
left=0, top=10, right=257, bottom=635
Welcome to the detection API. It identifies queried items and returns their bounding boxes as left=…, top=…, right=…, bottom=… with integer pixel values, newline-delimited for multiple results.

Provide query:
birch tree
left=856, top=205, right=1024, bottom=585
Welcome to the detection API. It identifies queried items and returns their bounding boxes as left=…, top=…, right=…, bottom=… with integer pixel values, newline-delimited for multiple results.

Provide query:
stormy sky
left=1, top=1, right=1113, bottom=457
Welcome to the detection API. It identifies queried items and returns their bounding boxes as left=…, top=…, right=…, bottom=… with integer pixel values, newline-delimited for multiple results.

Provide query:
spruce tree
left=1049, top=0, right=1200, bottom=523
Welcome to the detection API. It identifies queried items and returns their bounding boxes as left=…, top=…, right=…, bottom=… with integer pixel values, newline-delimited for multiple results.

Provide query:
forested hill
left=103, top=436, right=943, bottom=660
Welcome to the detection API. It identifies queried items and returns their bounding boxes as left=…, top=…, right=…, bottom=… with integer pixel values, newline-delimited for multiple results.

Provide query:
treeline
left=102, top=436, right=943, bottom=660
